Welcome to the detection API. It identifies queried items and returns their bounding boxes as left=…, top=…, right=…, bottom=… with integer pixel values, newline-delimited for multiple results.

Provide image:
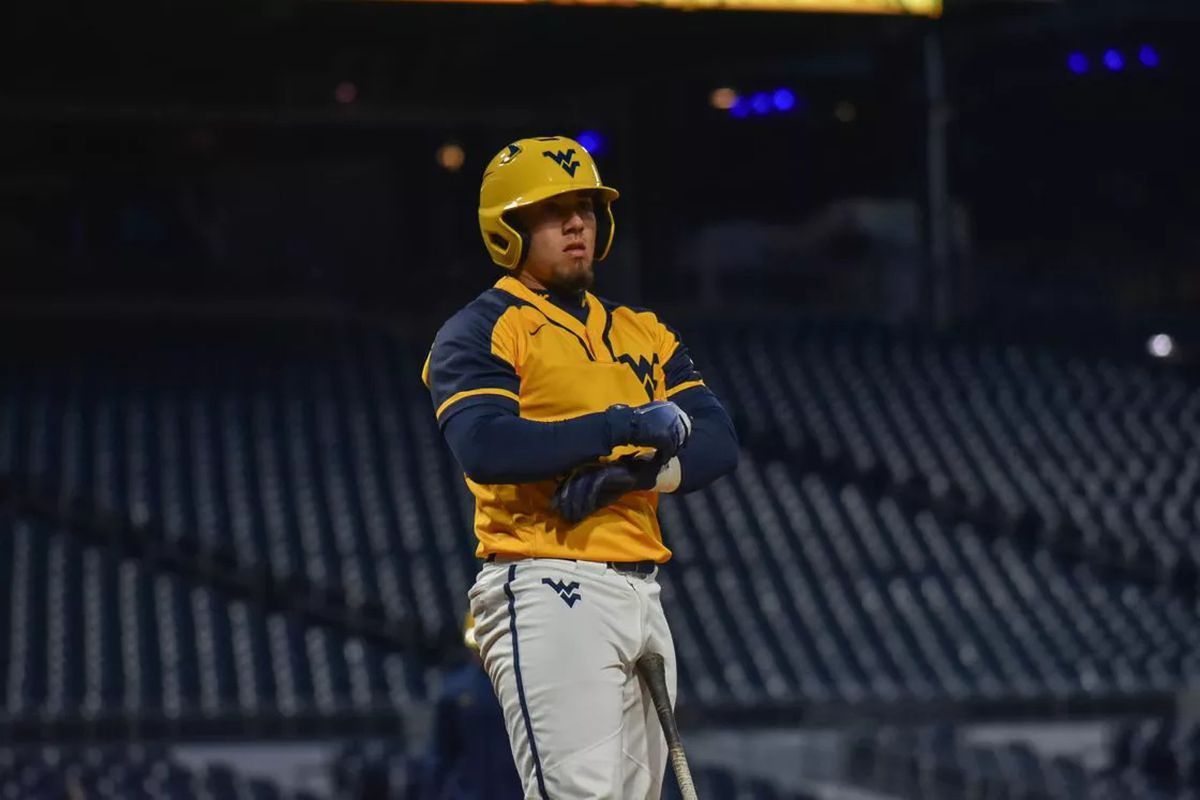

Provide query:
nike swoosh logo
left=530, top=324, right=547, bottom=336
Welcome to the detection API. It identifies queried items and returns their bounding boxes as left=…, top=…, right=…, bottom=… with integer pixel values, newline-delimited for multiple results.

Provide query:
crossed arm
left=440, top=385, right=738, bottom=494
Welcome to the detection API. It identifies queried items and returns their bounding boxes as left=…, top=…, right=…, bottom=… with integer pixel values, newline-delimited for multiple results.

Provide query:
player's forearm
left=671, top=388, right=740, bottom=493
left=442, top=403, right=634, bottom=484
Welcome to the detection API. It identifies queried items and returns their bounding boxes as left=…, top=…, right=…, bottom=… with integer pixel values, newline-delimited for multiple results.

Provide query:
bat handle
left=669, top=745, right=699, bottom=800
left=639, top=654, right=680, bottom=741
left=636, top=653, right=699, bottom=800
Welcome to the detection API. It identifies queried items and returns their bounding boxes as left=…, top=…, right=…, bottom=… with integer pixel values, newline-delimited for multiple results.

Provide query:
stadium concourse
left=0, top=315, right=1198, bottom=798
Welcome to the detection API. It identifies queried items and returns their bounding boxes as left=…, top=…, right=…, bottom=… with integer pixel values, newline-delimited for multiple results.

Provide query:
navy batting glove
left=605, top=400, right=692, bottom=459
left=552, top=455, right=664, bottom=524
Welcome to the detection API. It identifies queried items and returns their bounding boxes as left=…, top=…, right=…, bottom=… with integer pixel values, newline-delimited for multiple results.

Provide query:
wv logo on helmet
left=499, top=143, right=523, bottom=165
left=543, top=149, right=581, bottom=177
left=542, top=578, right=582, bottom=608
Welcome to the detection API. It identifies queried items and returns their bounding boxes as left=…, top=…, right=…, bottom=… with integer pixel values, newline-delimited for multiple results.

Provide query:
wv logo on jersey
left=618, top=353, right=660, bottom=402
left=542, top=578, right=582, bottom=608
left=543, top=148, right=581, bottom=177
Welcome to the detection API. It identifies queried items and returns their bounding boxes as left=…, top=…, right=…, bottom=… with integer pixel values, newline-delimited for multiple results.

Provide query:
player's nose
left=562, top=209, right=585, bottom=233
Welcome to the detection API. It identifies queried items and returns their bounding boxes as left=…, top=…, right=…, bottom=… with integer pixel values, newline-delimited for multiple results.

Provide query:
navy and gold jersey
left=422, top=275, right=705, bottom=563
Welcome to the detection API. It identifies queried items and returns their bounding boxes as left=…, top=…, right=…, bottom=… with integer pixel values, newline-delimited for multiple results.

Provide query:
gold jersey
left=423, top=275, right=706, bottom=563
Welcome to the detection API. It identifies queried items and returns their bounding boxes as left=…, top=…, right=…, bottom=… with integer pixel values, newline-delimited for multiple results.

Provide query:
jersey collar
left=494, top=275, right=613, bottom=362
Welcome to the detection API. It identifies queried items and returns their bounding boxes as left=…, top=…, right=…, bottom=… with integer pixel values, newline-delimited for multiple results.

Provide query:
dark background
left=4, top=0, right=1198, bottom=341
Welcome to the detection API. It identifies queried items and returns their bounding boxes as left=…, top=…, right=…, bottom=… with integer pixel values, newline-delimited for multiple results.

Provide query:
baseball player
left=422, top=136, right=739, bottom=799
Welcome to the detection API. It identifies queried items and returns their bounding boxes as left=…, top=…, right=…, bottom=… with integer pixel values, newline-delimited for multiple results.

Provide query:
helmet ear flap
left=595, top=198, right=616, bottom=262
left=489, top=213, right=527, bottom=271
left=517, top=231, right=530, bottom=268
left=502, top=212, right=531, bottom=270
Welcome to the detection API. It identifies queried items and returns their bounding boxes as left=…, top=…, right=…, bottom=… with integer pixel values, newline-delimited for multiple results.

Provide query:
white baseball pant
left=468, top=557, right=678, bottom=800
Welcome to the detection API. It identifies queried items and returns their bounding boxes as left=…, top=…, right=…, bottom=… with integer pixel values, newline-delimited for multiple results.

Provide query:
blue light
left=1067, top=53, right=1089, bottom=74
left=773, top=88, right=796, bottom=112
left=577, top=130, right=604, bottom=155
left=1103, top=49, right=1125, bottom=71
left=730, top=98, right=751, bottom=119
left=750, top=92, right=771, bottom=115
left=1139, top=45, right=1160, bottom=68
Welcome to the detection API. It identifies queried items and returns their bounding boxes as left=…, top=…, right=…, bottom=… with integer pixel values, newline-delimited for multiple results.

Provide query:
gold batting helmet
left=478, top=136, right=619, bottom=270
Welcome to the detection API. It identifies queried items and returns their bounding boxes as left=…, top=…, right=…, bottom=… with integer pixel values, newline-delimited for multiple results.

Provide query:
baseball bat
left=636, top=652, right=698, bottom=800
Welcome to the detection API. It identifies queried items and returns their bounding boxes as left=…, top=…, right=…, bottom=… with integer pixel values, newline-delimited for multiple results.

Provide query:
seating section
left=849, top=725, right=1092, bottom=800
left=328, top=739, right=813, bottom=800
left=657, top=463, right=1200, bottom=708
left=847, top=719, right=1200, bottom=800
left=0, top=510, right=428, bottom=729
left=0, top=324, right=477, bottom=642
left=1104, top=717, right=1200, bottom=799
left=0, top=745, right=320, bottom=800
left=691, top=324, right=1200, bottom=583
left=662, top=768, right=817, bottom=800
left=0, top=319, right=1198, bottom=730
left=331, top=739, right=417, bottom=799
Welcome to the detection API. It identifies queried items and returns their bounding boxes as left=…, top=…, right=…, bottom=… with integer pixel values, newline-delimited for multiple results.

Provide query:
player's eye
left=554, top=198, right=594, bottom=220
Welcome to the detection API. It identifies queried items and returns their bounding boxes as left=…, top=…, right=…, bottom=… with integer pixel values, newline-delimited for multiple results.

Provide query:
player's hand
left=551, top=455, right=665, bottom=524
left=608, top=400, right=692, bottom=459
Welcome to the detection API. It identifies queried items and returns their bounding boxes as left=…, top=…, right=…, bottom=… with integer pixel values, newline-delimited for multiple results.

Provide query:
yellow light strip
left=384, top=0, right=941, bottom=15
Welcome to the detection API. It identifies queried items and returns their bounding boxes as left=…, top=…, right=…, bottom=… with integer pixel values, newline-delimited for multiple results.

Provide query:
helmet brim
left=481, top=184, right=619, bottom=218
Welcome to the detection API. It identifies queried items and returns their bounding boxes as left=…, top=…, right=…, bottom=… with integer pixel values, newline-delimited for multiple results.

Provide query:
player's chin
left=556, top=258, right=595, bottom=293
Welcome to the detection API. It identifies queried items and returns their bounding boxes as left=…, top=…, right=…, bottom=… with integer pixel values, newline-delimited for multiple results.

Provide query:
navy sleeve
left=671, top=385, right=740, bottom=493
left=442, top=403, right=636, bottom=485
left=426, top=305, right=521, bottom=427
left=660, top=323, right=705, bottom=397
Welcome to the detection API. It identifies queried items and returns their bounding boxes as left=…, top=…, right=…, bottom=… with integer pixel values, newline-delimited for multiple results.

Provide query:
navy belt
left=607, top=560, right=657, bottom=574
left=486, top=555, right=657, bottom=574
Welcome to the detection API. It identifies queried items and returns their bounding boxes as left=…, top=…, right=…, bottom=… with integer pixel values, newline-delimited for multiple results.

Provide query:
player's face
left=513, top=190, right=598, bottom=296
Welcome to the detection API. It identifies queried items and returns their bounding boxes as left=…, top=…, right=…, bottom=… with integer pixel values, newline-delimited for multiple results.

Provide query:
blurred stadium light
left=710, top=87, right=738, bottom=110
left=725, top=88, right=802, bottom=118
left=1147, top=333, right=1175, bottom=358
left=577, top=130, right=605, bottom=155
left=436, top=142, right=465, bottom=172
